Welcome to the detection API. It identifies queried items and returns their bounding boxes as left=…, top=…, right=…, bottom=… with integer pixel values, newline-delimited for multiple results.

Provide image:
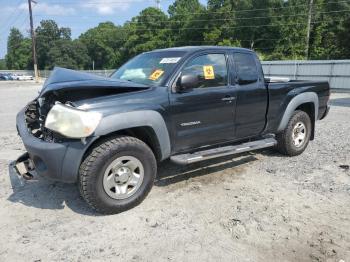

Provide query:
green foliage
left=218, top=39, right=241, bottom=47
left=5, top=28, right=32, bottom=70
left=35, top=20, right=76, bottom=69
left=5, top=0, right=350, bottom=70
left=168, top=0, right=206, bottom=46
left=124, top=8, right=171, bottom=57
left=309, top=0, right=350, bottom=59
left=79, top=22, right=127, bottom=69
left=46, top=39, right=90, bottom=70
left=338, top=17, right=350, bottom=58
left=0, top=59, right=6, bottom=70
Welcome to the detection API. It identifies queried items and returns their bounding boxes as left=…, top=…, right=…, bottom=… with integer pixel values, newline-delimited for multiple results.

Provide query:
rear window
left=233, top=53, right=258, bottom=84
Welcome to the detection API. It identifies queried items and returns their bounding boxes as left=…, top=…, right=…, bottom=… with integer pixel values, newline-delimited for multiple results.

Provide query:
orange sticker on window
left=149, top=69, right=164, bottom=81
left=203, top=65, right=215, bottom=80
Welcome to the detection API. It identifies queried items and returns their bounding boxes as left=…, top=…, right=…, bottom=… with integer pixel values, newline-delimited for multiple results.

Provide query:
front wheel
left=276, top=110, right=312, bottom=156
left=79, top=136, right=157, bottom=214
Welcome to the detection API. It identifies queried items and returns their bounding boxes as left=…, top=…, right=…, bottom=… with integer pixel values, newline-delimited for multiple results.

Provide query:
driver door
left=169, top=53, right=237, bottom=153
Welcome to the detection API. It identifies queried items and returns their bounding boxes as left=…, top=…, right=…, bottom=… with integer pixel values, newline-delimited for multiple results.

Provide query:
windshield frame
left=110, top=50, right=187, bottom=87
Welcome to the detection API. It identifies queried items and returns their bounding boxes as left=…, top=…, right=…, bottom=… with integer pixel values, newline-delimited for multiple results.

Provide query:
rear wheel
left=276, top=110, right=312, bottom=156
left=79, top=136, right=157, bottom=214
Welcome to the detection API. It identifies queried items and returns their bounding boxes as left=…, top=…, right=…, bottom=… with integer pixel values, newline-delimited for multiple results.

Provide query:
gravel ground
left=0, top=81, right=349, bottom=262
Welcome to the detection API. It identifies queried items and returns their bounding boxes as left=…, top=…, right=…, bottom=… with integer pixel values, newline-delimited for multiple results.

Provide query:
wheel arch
left=92, top=110, right=171, bottom=161
left=277, top=92, right=318, bottom=139
left=84, top=126, right=163, bottom=163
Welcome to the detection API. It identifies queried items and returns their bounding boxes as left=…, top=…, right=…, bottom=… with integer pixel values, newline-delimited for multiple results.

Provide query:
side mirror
left=176, top=74, right=198, bottom=92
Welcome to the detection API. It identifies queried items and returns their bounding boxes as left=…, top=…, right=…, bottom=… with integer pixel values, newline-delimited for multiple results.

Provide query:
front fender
left=94, top=110, right=171, bottom=160
left=277, top=92, right=319, bottom=131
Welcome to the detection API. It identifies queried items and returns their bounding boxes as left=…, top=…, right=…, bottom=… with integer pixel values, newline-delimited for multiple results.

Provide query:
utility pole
left=28, top=0, right=39, bottom=82
left=305, top=0, right=314, bottom=60
left=155, top=0, right=161, bottom=10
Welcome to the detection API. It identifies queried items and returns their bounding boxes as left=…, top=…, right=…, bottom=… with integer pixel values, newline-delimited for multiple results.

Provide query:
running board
left=170, top=138, right=277, bottom=165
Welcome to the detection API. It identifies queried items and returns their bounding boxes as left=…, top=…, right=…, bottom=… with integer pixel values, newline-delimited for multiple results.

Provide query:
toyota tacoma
left=15, top=46, right=330, bottom=214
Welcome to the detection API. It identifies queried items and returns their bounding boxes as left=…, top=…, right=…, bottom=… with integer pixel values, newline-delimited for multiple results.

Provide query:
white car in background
left=12, top=74, right=34, bottom=81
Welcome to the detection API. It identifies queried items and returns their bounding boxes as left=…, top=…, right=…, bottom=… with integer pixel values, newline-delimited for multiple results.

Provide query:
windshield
left=111, top=51, right=186, bottom=86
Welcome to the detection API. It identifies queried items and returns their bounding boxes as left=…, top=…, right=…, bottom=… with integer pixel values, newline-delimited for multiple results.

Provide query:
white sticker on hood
left=160, top=57, right=182, bottom=64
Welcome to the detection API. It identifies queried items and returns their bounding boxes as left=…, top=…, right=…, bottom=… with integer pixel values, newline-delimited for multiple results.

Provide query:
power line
left=30, top=37, right=334, bottom=51
left=1, top=0, right=24, bottom=23
left=3, top=0, right=349, bottom=35
left=0, top=0, right=26, bottom=35
left=50, top=17, right=347, bottom=31
left=39, top=0, right=350, bottom=17
left=34, top=9, right=350, bottom=25
left=32, top=37, right=312, bottom=42
left=16, top=13, right=30, bottom=33
left=48, top=0, right=170, bottom=4
left=4, top=2, right=348, bottom=45
left=3, top=32, right=338, bottom=56
left=0, top=10, right=27, bottom=36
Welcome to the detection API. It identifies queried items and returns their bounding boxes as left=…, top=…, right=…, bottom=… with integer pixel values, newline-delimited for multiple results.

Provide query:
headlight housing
left=44, top=103, right=102, bottom=138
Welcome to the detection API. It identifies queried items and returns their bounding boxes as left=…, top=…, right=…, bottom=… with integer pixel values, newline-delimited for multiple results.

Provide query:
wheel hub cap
left=103, top=156, right=144, bottom=200
left=292, top=122, right=306, bottom=148
left=115, top=167, right=131, bottom=183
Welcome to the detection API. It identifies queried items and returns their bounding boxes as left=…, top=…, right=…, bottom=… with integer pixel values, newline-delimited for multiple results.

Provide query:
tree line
left=5, top=0, right=350, bottom=70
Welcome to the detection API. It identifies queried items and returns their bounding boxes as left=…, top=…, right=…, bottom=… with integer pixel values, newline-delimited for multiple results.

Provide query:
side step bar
left=170, top=138, right=277, bottom=165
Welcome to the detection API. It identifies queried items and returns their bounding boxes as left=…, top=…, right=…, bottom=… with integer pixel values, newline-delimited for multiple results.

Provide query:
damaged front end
left=25, top=95, right=63, bottom=143
left=24, top=68, right=148, bottom=143
left=14, top=152, right=35, bottom=180
left=15, top=67, right=149, bottom=182
left=14, top=96, right=61, bottom=181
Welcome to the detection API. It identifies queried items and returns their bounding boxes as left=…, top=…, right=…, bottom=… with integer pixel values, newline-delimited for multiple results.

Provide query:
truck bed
left=264, top=78, right=330, bottom=133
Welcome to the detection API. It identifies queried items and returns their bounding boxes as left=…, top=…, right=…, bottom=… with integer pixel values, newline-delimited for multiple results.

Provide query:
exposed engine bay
left=24, top=87, right=145, bottom=142
left=22, top=67, right=150, bottom=142
left=25, top=93, right=65, bottom=143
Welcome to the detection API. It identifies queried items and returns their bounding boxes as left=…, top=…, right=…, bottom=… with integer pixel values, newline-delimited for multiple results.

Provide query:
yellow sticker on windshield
left=203, top=65, right=215, bottom=80
left=149, top=69, right=164, bottom=81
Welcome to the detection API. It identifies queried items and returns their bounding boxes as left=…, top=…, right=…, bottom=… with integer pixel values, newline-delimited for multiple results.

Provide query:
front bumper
left=16, top=108, right=97, bottom=183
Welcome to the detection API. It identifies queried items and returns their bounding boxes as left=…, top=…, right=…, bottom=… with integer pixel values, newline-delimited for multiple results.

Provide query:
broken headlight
left=44, top=103, right=102, bottom=138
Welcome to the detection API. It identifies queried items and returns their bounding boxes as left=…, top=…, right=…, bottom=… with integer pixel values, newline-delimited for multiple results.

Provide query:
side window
left=233, top=53, right=258, bottom=85
left=181, top=54, right=228, bottom=88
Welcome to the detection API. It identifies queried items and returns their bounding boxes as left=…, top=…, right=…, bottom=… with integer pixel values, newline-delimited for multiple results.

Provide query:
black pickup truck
left=15, top=46, right=330, bottom=214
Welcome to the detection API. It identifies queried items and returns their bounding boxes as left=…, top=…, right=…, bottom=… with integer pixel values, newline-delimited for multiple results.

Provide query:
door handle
left=221, top=96, right=236, bottom=102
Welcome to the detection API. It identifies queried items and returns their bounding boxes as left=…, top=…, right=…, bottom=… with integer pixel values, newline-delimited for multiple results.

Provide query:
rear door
left=169, top=52, right=237, bottom=153
left=232, top=52, right=268, bottom=138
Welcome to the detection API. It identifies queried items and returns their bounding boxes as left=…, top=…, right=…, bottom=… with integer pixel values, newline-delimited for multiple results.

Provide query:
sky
left=0, top=0, right=207, bottom=59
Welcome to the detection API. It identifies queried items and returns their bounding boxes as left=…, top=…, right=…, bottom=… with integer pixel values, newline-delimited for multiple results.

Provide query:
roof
left=151, top=46, right=253, bottom=53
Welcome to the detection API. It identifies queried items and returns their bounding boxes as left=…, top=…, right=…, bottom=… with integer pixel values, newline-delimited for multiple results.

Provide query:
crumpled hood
left=40, top=67, right=149, bottom=96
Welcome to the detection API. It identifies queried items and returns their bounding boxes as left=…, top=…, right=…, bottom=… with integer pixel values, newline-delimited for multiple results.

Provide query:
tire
left=79, top=136, right=157, bottom=214
left=276, top=110, right=312, bottom=156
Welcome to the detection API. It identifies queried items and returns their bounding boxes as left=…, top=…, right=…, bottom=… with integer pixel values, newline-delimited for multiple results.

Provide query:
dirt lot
left=0, top=81, right=349, bottom=262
